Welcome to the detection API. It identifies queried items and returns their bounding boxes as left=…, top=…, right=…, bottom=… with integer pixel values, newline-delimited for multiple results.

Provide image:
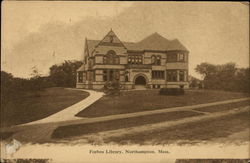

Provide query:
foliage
left=189, top=75, right=203, bottom=88
left=1, top=70, right=54, bottom=110
left=30, top=66, right=42, bottom=79
left=49, top=60, right=83, bottom=87
left=104, top=80, right=122, bottom=95
left=195, top=62, right=249, bottom=92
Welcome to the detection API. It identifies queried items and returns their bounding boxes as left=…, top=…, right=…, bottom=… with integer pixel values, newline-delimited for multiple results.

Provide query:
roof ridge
left=138, top=32, right=170, bottom=43
left=85, top=32, right=188, bottom=53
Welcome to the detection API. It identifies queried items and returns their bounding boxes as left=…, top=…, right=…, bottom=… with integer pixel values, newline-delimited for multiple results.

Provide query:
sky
left=1, top=1, right=249, bottom=78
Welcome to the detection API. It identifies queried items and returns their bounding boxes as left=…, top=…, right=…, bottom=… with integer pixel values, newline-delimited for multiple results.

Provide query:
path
left=21, top=89, right=104, bottom=125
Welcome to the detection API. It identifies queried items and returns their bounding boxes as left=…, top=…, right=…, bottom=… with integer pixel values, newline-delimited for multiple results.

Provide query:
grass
left=76, top=90, right=249, bottom=118
left=194, top=101, right=250, bottom=113
left=1, top=87, right=89, bottom=127
left=52, top=111, right=203, bottom=139
left=104, top=112, right=250, bottom=145
left=0, top=131, right=14, bottom=140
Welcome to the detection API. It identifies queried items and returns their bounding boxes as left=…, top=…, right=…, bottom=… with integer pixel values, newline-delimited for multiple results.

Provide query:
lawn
left=104, top=112, right=250, bottom=145
left=76, top=90, right=249, bottom=117
left=194, top=100, right=250, bottom=113
left=1, top=87, right=89, bottom=127
left=52, top=111, right=203, bottom=139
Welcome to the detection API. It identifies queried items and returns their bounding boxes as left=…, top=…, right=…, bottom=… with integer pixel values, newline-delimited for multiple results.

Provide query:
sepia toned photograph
left=1, top=1, right=249, bottom=162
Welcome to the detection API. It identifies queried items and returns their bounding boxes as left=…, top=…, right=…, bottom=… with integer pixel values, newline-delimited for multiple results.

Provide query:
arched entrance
left=134, top=75, right=147, bottom=90
left=135, top=76, right=146, bottom=85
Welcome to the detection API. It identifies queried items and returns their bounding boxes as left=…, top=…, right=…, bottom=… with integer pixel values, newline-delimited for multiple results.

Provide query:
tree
left=195, top=62, right=217, bottom=80
left=1, top=71, right=14, bottom=97
left=195, top=62, right=248, bottom=92
left=30, top=66, right=42, bottom=79
left=189, top=75, right=201, bottom=88
left=49, top=60, right=83, bottom=87
left=234, top=68, right=250, bottom=92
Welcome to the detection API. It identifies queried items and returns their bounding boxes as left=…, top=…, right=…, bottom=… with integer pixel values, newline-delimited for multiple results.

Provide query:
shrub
left=104, top=80, right=122, bottom=95
left=159, top=88, right=185, bottom=95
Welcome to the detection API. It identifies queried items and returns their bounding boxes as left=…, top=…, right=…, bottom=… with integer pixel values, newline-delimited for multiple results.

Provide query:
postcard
left=1, top=1, right=249, bottom=162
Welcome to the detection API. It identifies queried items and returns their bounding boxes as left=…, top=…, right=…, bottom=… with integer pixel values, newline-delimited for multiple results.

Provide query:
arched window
left=104, top=50, right=119, bottom=64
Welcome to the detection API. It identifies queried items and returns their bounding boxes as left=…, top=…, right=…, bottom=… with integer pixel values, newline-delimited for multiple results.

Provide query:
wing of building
left=76, top=29, right=189, bottom=89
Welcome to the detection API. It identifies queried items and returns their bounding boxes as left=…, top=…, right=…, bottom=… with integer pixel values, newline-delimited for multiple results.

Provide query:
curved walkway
left=21, top=89, right=104, bottom=126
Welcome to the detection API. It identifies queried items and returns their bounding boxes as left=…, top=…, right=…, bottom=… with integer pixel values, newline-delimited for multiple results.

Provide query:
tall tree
left=195, top=62, right=248, bottom=92
left=49, top=60, right=83, bottom=87
left=195, top=62, right=217, bottom=80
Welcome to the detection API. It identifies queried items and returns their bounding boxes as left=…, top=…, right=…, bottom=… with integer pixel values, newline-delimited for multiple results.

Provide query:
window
left=151, top=55, right=156, bottom=64
left=179, top=53, right=185, bottom=61
left=152, top=55, right=161, bottom=65
left=114, top=56, right=119, bottom=64
left=179, top=70, right=186, bottom=81
left=167, top=53, right=178, bottom=62
left=156, top=55, right=161, bottom=65
left=128, top=57, right=132, bottom=63
left=152, top=71, right=165, bottom=79
left=128, top=55, right=142, bottom=64
left=109, top=70, right=114, bottom=81
left=78, top=72, right=83, bottom=83
left=167, top=70, right=177, bottom=81
left=125, top=76, right=129, bottom=82
left=114, top=70, right=120, bottom=80
left=103, top=50, right=119, bottom=64
left=103, top=70, right=107, bottom=81
left=103, top=56, right=107, bottom=64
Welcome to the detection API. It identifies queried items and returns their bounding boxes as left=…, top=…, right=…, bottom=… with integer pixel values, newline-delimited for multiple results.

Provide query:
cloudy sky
left=2, top=1, right=249, bottom=78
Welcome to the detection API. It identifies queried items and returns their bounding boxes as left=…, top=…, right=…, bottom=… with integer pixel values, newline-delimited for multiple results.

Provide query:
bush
left=104, top=80, right=122, bottom=95
left=159, top=88, right=185, bottom=95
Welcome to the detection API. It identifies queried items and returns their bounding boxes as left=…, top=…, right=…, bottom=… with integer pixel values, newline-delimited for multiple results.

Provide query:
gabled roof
left=85, top=31, right=188, bottom=54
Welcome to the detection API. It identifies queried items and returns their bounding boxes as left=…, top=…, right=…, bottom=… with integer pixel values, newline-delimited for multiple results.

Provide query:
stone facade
left=76, top=30, right=189, bottom=89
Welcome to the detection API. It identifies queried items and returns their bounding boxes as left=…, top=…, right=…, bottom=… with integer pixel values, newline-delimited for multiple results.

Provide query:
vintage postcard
left=1, top=1, right=249, bottom=162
